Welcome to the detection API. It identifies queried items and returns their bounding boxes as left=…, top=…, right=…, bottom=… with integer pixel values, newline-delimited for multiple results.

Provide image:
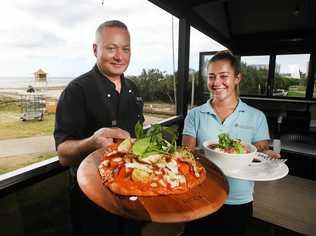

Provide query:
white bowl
left=202, top=140, right=257, bottom=172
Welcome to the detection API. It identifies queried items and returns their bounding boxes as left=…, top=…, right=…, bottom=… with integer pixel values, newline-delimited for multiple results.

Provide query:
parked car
left=273, top=89, right=288, bottom=96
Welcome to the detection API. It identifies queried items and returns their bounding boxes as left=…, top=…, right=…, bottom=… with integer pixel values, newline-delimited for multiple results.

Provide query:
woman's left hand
left=262, top=149, right=281, bottom=159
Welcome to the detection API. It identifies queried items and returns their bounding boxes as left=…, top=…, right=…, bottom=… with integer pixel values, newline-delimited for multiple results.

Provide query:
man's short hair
left=95, top=20, right=128, bottom=43
left=208, top=50, right=240, bottom=74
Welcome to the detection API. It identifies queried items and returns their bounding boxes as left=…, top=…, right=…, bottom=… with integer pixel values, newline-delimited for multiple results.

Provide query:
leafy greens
left=132, top=121, right=178, bottom=158
left=217, top=133, right=245, bottom=154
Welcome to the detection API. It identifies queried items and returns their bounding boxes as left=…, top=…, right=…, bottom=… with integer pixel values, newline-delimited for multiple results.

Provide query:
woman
left=182, top=50, right=279, bottom=236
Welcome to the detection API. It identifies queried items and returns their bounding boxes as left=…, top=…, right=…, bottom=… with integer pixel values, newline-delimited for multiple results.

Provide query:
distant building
left=299, top=70, right=306, bottom=79
left=34, top=69, right=47, bottom=82
left=249, top=64, right=269, bottom=71
left=280, top=73, right=293, bottom=78
left=33, top=68, right=48, bottom=90
left=248, top=64, right=280, bottom=73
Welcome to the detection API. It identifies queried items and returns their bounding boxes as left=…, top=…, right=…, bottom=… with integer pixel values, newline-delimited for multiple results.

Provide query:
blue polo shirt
left=183, top=99, right=270, bottom=205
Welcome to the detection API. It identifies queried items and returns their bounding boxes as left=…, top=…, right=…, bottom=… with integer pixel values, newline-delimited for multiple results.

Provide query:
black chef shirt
left=54, top=65, right=144, bottom=151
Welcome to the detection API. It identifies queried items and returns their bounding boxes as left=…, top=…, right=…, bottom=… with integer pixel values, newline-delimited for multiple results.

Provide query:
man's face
left=93, top=27, right=131, bottom=78
left=207, top=60, right=240, bottom=101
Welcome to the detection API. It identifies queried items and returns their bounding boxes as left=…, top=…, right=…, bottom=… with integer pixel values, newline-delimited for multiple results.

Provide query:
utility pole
left=191, top=72, right=195, bottom=108
left=171, top=16, right=177, bottom=108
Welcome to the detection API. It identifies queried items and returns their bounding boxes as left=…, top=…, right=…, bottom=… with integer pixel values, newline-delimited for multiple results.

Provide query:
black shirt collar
left=93, top=64, right=126, bottom=91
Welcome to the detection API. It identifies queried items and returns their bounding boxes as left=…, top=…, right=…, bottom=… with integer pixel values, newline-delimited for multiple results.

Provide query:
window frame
left=199, top=51, right=316, bottom=101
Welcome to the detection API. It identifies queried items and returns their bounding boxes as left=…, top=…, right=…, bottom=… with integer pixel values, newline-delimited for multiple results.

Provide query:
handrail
left=0, top=157, right=66, bottom=196
left=241, top=96, right=316, bottom=104
left=0, top=115, right=184, bottom=196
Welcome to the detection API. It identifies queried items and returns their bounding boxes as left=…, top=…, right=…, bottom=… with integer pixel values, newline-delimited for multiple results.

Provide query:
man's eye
left=221, top=76, right=228, bottom=79
left=107, top=47, right=115, bottom=51
left=208, top=76, right=215, bottom=80
left=123, top=48, right=130, bottom=52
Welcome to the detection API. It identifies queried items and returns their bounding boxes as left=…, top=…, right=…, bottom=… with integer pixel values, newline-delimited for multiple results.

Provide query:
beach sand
left=0, top=86, right=64, bottom=100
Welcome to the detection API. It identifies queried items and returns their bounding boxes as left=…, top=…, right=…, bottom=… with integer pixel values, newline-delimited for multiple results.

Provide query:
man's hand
left=91, top=127, right=130, bottom=149
left=57, top=127, right=130, bottom=167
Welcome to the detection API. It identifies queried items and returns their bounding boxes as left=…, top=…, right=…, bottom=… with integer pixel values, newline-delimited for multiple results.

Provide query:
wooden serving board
left=77, top=149, right=229, bottom=223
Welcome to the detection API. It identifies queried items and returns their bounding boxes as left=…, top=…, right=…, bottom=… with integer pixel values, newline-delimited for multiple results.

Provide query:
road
left=0, top=135, right=55, bottom=158
left=0, top=115, right=166, bottom=158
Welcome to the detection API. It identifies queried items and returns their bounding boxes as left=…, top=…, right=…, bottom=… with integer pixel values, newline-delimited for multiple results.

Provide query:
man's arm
left=57, top=127, right=130, bottom=166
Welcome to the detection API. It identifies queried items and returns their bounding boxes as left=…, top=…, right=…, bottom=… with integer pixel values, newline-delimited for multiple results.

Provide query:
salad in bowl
left=203, top=133, right=257, bottom=172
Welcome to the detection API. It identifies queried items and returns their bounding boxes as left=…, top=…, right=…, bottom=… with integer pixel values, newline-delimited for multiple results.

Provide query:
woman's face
left=207, top=59, right=241, bottom=101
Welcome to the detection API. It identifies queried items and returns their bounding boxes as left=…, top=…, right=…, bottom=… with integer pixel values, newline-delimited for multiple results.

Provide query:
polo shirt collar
left=200, top=98, right=246, bottom=114
left=200, top=99, right=215, bottom=114
left=236, top=99, right=247, bottom=112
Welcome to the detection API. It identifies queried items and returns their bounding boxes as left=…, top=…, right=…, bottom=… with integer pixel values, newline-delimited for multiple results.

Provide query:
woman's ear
left=235, top=72, right=242, bottom=84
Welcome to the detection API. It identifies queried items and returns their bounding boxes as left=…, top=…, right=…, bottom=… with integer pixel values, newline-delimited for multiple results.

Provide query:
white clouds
left=0, top=0, right=224, bottom=77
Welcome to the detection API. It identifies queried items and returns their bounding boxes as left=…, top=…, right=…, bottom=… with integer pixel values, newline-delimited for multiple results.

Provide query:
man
left=54, top=20, right=144, bottom=236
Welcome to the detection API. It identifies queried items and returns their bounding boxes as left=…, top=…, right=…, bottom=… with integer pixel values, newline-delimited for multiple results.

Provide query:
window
left=0, top=0, right=179, bottom=175
left=274, top=54, right=310, bottom=98
left=199, top=53, right=216, bottom=95
left=240, top=56, right=269, bottom=96
left=190, top=27, right=226, bottom=107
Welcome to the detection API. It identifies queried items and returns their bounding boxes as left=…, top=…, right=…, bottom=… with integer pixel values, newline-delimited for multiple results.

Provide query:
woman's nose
left=213, top=76, right=222, bottom=85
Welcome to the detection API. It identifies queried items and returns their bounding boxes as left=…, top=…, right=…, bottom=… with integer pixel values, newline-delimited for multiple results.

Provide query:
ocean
left=0, top=77, right=74, bottom=89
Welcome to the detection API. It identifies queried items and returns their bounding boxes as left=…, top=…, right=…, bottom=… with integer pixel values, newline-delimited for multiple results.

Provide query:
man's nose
left=113, top=50, right=122, bottom=61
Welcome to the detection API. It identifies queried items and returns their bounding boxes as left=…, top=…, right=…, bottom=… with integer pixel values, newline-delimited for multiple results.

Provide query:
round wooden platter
left=77, top=149, right=229, bottom=223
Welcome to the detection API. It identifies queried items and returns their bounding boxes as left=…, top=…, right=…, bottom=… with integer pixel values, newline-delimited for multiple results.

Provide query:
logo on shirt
left=234, top=123, right=256, bottom=131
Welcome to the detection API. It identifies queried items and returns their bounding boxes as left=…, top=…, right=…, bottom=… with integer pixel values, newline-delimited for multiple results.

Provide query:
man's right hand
left=57, top=127, right=130, bottom=166
left=91, top=127, right=130, bottom=149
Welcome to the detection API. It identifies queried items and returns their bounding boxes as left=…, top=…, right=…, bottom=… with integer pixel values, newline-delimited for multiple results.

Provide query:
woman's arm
left=182, top=135, right=197, bottom=150
left=254, top=140, right=281, bottom=159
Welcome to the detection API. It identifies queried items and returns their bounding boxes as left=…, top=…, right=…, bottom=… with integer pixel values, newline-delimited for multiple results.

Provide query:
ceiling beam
left=148, top=0, right=232, bottom=49
left=147, top=0, right=186, bottom=19
left=223, top=1, right=233, bottom=38
left=189, top=0, right=228, bottom=8
left=233, top=30, right=316, bottom=42
left=187, top=9, right=232, bottom=49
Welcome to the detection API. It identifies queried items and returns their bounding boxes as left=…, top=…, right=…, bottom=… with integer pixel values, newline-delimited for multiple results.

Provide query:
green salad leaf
left=217, top=133, right=245, bottom=154
left=135, top=121, right=145, bottom=139
left=132, top=122, right=178, bottom=158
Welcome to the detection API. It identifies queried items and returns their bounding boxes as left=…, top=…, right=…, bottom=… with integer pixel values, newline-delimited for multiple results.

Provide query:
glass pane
left=190, top=27, right=226, bottom=107
left=240, top=56, right=269, bottom=96
left=200, top=53, right=216, bottom=94
left=274, top=54, right=310, bottom=97
left=0, top=0, right=179, bottom=174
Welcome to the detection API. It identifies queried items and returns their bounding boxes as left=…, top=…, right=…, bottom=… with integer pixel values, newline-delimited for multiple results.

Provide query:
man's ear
left=93, top=43, right=97, bottom=57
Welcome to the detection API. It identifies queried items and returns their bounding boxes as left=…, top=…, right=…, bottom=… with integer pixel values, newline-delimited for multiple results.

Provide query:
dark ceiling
left=148, top=0, right=316, bottom=54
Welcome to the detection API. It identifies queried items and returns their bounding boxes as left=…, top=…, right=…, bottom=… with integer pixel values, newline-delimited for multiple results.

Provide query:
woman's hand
left=262, top=149, right=281, bottom=159
left=254, top=140, right=281, bottom=159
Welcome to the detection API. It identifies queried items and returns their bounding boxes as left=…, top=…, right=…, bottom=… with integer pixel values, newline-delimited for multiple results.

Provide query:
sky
left=0, top=0, right=225, bottom=77
left=0, top=0, right=309, bottom=78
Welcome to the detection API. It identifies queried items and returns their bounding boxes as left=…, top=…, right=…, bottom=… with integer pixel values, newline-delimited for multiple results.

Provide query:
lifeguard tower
left=34, top=68, right=48, bottom=91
